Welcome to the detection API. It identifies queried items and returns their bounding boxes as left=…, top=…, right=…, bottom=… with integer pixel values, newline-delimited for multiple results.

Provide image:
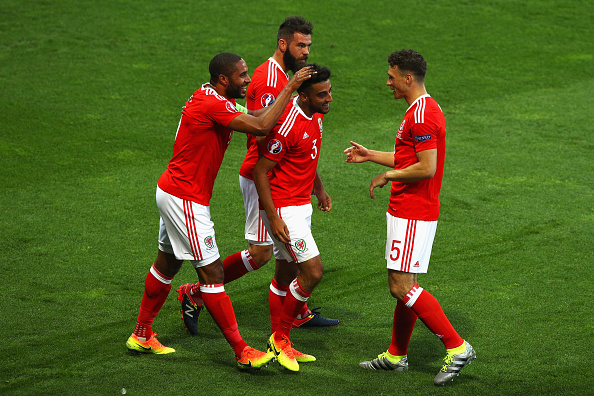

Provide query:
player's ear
left=278, top=38, right=288, bottom=53
left=298, top=90, right=308, bottom=103
left=218, top=74, right=229, bottom=87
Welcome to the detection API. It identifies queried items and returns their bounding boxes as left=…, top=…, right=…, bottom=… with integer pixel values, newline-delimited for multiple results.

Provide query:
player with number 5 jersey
left=344, top=50, right=476, bottom=386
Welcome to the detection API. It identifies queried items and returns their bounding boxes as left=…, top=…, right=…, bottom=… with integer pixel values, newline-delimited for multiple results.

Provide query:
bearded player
left=177, top=16, right=338, bottom=336
left=125, top=52, right=314, bottom=370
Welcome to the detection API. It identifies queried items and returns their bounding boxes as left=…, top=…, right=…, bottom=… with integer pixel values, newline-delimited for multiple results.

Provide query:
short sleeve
left=255, top=91, right=279, bottom=110
left=208, top=99, right=242, bottom=127
left=260, top=130, right=288, bottom=162
left=410, top=121, right=438, bottom=152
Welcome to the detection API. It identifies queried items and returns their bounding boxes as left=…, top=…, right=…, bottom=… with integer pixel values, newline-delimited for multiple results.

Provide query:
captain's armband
left=235, top=103, right=249, bottom=114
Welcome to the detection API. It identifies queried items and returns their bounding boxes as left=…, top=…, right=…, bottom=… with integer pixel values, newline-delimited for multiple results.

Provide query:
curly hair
left=297, top=64, right=331, bottom=94
left=388, top=49, right=426, bottom=81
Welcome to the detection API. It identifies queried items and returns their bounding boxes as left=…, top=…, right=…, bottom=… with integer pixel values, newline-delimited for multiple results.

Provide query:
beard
left=312, top=102, right=330, bottom=115
left=226, top=81, right=246, bottom=99
left=284, top=50, right=307, bottom=74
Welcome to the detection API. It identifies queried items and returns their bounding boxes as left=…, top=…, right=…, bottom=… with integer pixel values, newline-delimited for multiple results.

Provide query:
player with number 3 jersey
left=176, top=17, right=338, bottom=335
left=261, top=98, right=323, bottom=207
left=253, top=64, right=333, bottom=372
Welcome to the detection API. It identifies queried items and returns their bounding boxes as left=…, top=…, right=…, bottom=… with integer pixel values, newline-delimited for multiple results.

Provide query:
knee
left=249, top=244, right=273, bottom=268
left=389, top=282, right=411, bottom=301
left=154, top=250, right=183, bottom=278
left=301, top=261, right=324, bottom=290
left=310, top=265, right=324, bottom=285
left=197, top=259, right=224, bottom=284
left=389, top=284, right=403, bottom=300
left=388, top=271, right=417, bottom=301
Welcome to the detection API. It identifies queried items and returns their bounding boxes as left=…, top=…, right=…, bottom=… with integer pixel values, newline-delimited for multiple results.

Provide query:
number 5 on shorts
left=389, top=240, right=402, bottom=261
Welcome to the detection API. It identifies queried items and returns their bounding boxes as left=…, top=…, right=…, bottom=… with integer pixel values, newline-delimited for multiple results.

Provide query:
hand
left=344, top=141, right=370, bottom=163
left=369, top=172, right=390, bottom=199
left=314, top=189, right=332, bottom=212
left=270, top=216, right=291, bottom=244
left=286, top=66, right=316, bottom=91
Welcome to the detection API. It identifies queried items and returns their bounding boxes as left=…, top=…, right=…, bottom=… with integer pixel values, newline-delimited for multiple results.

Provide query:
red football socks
left=388, top=299, right=418, bottom=356
left=133, top=264, right=173, bottom=340
left=275, top=278, right=311, bottom=341
left=222, top=249, right=260, bottom=284
left=186, top=249, right=259, bottom=305
left=200, top=283, right=248, bottom=358
left=268, top=276, right=287, bottom=333
left=403, top=283, right=464, bottom=349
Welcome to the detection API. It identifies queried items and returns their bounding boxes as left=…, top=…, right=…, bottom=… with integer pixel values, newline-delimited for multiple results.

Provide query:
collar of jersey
left=268, top=57, right=289, bottom=79
left=200, top=83, right=233, bottom=103
left=201, top=83, right=215, bottom=94
left=292, top=96, right=312, bottom=120
left=406, top=93, right=431, bottom=112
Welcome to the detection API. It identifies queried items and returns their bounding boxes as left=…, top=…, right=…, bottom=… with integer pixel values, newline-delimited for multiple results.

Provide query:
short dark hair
left=209, top=52, right=243, bottom=85
left=297, top=64, right=331, bottom=94
left=388, top=49, right=427, bottom=81
left=277, top=16, right=313, bottom=42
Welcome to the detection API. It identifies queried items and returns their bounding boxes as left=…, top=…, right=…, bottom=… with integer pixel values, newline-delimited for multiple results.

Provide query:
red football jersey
left=260, top=98, right=324, bottom=208
left=388, top=94, right=446, bottom=221
left=239, top=58, right=289, bottom=180
left=158, top=84, right=242, bottom=205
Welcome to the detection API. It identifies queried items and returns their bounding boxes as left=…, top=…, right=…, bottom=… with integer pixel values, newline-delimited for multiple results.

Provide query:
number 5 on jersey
left=389, top=240, right=402, bottom=261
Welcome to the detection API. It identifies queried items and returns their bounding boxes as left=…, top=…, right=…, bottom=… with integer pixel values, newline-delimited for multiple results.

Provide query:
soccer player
left=177, top=16, right=338, bottom=335
left=345, top=49, right=476, bottom=385
left=253, top=64, right=333, bottom=372
left=125, top=52, right=314, bottom=370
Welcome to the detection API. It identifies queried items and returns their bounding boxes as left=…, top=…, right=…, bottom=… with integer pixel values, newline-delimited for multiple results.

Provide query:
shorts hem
left=247, top=239, right=274, bottom=246
left=190, top=254, right=220, bottom=268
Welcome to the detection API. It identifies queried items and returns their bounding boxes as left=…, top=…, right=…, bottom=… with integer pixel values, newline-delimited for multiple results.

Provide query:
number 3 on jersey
left=311, top=139, right=318, bottom=159
left=389, top=240, right=402, bottom=261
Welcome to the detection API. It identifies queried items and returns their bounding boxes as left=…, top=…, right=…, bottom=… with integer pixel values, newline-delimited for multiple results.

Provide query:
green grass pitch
left=1, top=0, right=592, bottom=394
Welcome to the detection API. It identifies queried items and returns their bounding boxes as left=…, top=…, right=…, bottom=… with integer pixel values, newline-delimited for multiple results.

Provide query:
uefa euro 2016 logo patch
left=225, top=101, right=237, bottom=113
left=294, top=239, right=308, bottom=253
left=261, top=93, right=275, bottom=107
left=204, top=236, right=215, bottom=249
left=268, top=139, right=282, bottom=154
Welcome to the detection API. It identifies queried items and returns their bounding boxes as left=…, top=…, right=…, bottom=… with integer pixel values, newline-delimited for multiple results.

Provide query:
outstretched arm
left=253, top=156, right=291, bottom=243
left=369, top=149, right=437, bottom=199
left=228, top=67, right=315, bottom=136
left=344, top=141, right=395, bottom=168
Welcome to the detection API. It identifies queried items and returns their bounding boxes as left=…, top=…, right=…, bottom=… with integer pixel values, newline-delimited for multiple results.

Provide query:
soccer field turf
left=1, top=0, right=592, bottom=394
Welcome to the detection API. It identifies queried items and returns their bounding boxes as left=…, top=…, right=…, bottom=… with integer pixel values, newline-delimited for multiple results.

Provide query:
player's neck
left=207, top=82, right=232, bottom=100
left=405, top=86, right=428, bottom=106
left=272, top=51, right=288, bottom=73
left=297, top=99, right=315, bottom=118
